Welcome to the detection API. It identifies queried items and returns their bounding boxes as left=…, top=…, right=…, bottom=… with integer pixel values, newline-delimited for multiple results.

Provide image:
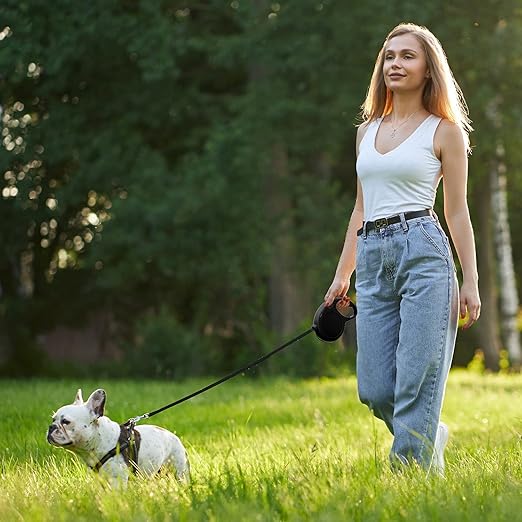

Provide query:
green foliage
left=466, top=348, right=487, bottom=374
left=1, top=1, right=521, bottom=375
left=124, top=307, right=210, bottom=379
left=261, top=320, right=356, bottom=378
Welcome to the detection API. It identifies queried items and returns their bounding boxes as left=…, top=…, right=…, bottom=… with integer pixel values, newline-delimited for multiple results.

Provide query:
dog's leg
left=167, top=441, right=190, bottom=483
left=175, top=452, right=190, bottom=484
left=101, top=459, right=130, bottom=489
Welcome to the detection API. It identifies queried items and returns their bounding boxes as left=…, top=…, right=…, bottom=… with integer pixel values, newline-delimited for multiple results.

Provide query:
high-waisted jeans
left=355, top=213, right=458, bottom=468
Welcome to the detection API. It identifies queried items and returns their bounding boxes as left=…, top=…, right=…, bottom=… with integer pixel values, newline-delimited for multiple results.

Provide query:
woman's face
left=382, top=33, right=429, bottom=93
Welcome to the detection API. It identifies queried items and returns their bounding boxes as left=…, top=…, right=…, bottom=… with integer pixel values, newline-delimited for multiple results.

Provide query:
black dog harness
left=92, top=421, right=141, bottom=473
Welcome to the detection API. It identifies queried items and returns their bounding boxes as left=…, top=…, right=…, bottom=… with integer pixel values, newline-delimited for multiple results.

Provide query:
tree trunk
left=490, top=145, right=522, bottom=369
left=267, top=142, right=305, bottom=334
left=249, top=0, right=307, bottom=335
left=0, top=324, right=9, bottom=367
left=474, top=180, right=501, bottom=371
left=19, top=249, right=34, bottom=298
left=486, top=95, right=522, bottom=370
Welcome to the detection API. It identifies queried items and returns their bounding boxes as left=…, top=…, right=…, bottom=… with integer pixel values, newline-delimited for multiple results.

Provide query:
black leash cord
left=131, top=327, right=314, bottom=423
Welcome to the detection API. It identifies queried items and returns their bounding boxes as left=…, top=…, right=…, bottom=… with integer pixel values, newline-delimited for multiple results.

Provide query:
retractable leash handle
left=127, top=297, right=357, bottom=425
left=312, top=297, right=357, bottom=342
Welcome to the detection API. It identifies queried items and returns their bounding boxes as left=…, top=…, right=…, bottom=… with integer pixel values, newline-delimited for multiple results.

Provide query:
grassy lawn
left=0, top=370, right=520, bottom=521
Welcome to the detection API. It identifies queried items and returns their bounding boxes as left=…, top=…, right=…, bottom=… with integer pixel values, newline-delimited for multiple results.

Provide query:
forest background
left=1, top=0, right=521, bottom=378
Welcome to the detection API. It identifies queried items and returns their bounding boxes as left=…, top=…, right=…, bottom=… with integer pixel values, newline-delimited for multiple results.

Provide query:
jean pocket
left=419, top=222, right=450, bottom=259
left=355, top=235, right=366, bottom=276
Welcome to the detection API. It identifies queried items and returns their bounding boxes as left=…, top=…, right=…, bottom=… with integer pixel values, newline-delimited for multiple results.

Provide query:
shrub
left=125, top=308, right=211, bottom=378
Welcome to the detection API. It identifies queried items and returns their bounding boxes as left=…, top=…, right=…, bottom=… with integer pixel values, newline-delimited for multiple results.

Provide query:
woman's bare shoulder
left=434, top=118, right=466, bottom=156
left=356, top=120, right=373, bottom=153
left=357, top=120, right=372, bottom=138
left=436, top=118, right=462, bottom=137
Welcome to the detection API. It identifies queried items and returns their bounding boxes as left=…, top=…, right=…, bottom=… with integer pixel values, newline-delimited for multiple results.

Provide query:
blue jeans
left=355, top=213, right=458, bottom=468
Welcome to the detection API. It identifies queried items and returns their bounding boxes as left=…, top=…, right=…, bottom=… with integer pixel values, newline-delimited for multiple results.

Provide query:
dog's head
left=47, top=389, right=107, bottom=449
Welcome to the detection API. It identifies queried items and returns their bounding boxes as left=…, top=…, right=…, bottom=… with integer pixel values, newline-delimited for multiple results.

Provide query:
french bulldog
left=47, top=388, right=190, bottom=487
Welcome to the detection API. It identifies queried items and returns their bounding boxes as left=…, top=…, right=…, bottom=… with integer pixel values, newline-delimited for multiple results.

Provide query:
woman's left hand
left=459, top=281, right=481, bottom=329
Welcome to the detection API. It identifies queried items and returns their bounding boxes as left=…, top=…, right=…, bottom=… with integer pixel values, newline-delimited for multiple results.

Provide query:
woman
left=324, top=23, right=481, bottom=473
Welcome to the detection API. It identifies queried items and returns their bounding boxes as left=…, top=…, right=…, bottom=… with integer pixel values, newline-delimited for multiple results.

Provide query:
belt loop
left=363, top=221, right=368, bottom=238
left=399, top=212, right=408, bottom=232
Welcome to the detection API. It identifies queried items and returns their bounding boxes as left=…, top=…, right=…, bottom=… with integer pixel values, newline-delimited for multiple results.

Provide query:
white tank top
left=356, top=114, right=442, bottom=221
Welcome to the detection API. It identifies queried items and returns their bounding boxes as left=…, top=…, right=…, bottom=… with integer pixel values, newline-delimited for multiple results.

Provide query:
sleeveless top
left=356, top=114, right=442, bottom=222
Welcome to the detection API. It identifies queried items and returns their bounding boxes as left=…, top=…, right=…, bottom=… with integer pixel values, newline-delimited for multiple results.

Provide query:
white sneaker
left=432, top=422, right=449, bottom=475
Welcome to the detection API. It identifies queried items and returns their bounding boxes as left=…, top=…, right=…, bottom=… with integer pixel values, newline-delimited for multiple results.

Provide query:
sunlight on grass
left=0, top=371, right=520, bottom=520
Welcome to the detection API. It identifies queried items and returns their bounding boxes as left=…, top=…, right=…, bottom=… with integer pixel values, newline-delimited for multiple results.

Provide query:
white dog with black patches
left=47, top=389, right=190, bottom=487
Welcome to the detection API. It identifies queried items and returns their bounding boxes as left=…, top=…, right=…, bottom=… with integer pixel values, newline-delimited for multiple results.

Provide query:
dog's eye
left=61, top=419, right=71, bottom=425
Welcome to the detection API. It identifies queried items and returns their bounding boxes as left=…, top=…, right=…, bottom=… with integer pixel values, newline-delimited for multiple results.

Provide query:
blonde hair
left=361, top=23, right=472, bottom=151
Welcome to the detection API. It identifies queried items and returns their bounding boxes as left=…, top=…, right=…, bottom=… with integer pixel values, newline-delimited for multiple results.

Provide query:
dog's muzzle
left=47, top=424, right=71, bottom=445
left=47, top=425, right=58, bottom=443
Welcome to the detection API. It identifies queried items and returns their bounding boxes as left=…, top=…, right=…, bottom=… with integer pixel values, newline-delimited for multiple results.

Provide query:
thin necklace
left=389, top=110, right=420, bottom=138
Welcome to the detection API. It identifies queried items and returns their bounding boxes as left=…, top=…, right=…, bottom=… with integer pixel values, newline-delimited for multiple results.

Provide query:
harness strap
left=92, top=421, right=141, bottom=473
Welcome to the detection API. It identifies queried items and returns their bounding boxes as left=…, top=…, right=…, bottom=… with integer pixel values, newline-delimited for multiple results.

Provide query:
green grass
left=0, top=371, right=521, bottom=521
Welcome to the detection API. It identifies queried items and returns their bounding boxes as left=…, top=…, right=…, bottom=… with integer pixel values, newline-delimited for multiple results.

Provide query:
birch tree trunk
left=487, top=96, right=522, bottom=370
left=490, top=145, right=522, bottom=369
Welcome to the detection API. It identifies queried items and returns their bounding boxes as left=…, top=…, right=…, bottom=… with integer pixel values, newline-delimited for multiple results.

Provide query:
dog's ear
left=86, top=389, right=106, bottom=418
left=73, top=389, right=84, bottom=405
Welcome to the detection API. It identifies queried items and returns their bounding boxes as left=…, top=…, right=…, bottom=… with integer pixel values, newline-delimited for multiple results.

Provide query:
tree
left=431, top=1, right=522, bottom=369
left=1, top=0, right=520, bottom=375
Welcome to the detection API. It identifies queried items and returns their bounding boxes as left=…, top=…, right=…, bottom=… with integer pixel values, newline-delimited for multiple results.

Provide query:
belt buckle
left=374, top=217, right=388, bottom=230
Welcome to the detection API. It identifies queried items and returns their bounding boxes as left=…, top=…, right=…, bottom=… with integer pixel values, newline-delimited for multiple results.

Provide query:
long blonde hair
left=361, top=23, right=472, bottom=151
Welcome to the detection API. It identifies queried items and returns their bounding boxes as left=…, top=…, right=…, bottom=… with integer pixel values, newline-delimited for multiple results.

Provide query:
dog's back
left=135, top=425, right=190, bottom=481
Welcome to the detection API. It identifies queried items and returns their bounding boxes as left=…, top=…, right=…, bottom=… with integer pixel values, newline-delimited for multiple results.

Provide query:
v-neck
left=373, top=114, right=433, bottom=156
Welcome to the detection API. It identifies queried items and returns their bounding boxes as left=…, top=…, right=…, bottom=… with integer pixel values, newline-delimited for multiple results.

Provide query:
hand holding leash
left=324, top=277, right=351, bottom=307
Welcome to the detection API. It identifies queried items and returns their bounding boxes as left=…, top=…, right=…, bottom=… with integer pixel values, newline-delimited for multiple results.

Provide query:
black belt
left=357, top=209, right=432, bottom=236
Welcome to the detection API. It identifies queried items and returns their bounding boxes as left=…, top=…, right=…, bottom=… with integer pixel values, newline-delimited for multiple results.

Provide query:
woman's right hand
left=324, top=277, right=350, bottom=307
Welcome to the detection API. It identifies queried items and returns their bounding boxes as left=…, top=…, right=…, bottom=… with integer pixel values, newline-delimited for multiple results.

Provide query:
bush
left=263, top=319, right=356, bottom=378
left=125, top=308, right=211, bottom=378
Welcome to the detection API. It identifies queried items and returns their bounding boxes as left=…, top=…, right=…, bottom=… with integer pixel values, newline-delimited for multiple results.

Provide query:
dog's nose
left=47, top=425, right=57, bottom=443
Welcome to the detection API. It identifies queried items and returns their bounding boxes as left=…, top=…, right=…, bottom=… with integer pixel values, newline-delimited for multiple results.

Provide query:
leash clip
left=126, top=413, right=149, bottom=426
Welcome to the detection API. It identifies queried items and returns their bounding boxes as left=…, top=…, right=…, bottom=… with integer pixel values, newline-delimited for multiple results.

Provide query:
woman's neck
left=389, top=93, right=426, bottom=120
